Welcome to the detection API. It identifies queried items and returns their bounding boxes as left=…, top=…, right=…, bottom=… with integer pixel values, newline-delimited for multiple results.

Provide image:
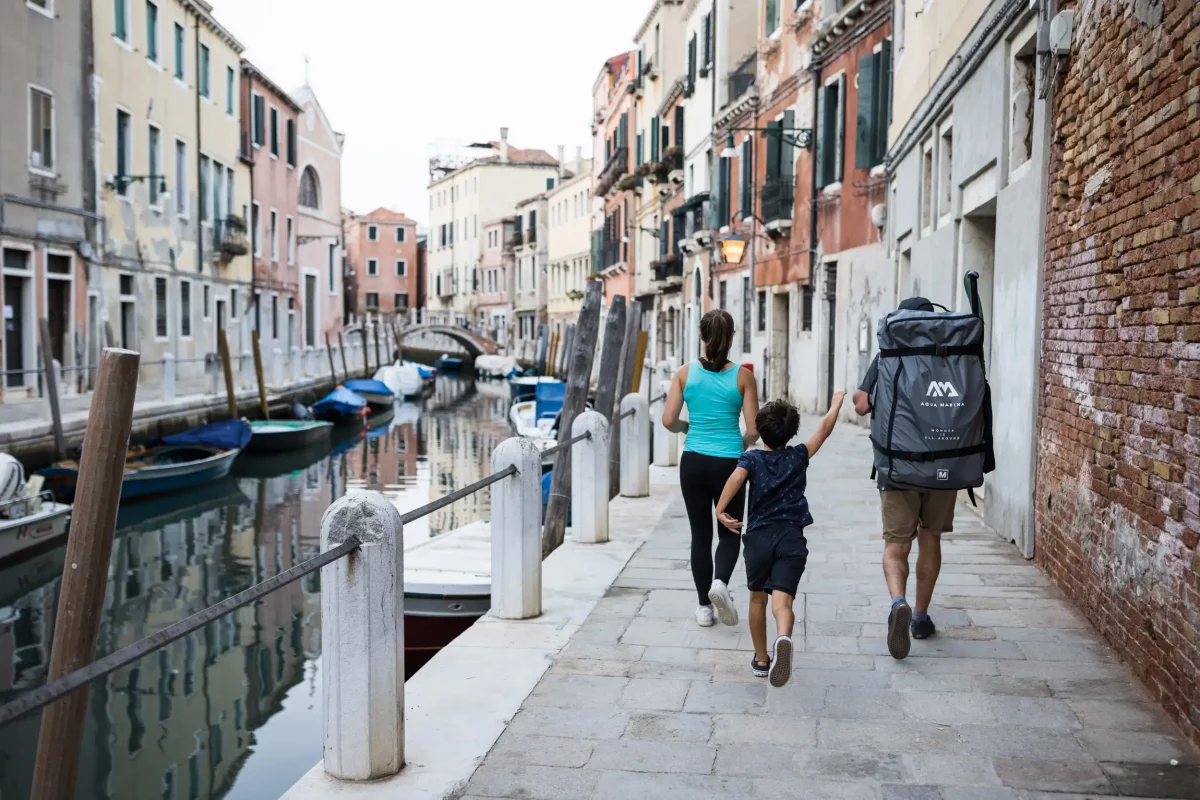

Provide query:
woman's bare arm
left=739, top=368, right=759, bottom=448
left=661, top=365, right=689, bottom=434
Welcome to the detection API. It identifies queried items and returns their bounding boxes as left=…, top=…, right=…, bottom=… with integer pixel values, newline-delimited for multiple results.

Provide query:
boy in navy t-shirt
left=715, top=391, right=846, bottom=687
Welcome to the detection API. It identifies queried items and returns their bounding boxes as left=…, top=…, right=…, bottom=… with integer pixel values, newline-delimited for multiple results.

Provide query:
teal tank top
left=682, top=360, right=744, bottom=458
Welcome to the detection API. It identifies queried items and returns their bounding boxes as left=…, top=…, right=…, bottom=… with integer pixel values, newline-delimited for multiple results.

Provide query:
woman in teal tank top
left=662, top=310, right=759, bottom=629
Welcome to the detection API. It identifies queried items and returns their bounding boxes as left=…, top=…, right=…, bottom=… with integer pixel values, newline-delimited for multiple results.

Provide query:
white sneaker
left=769, top=635, right=793, bottom=688
left=695, top=604, right=715, bottom=627
left=707, top=580, right=738, bottom=626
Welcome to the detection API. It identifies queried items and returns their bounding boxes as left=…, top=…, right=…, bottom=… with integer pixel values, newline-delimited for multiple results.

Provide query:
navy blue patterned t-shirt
left=737, top=444, right=813, bottom=535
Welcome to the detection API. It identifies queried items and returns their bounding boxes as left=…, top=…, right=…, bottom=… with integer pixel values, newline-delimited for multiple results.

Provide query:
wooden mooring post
left=217, top=329, right=238, bottom=419
left=29, top=348, right=140, bottom=800
left=338, top=332, right=349, bottom=381
left=542, top=281, right=603, bottom=556
left=373, top=324, right=382, bottom=375
left=360, top=326, right=371, bottom=378
left=593, top=295, right=627, bottom=433
left=37, top=319, right=65, bottom=460
left=251, top=331, right=269, bottom=419
left=610, top=301, right=642, bottom=499
left=325, top=333, right=338, bottom=387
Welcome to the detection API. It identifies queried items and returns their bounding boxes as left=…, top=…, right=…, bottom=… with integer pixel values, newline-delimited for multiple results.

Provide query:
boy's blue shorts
left=744, top=525, right=808, bottom=596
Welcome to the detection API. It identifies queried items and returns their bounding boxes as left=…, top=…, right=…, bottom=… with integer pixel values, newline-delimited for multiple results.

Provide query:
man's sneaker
left=769, top=635, right=793, bottom=688
left=750, top=656, right=770, bottom=678
left=911, top=614, right=936, bottom=640
left=695, top=604, right=715, bottom=627
left=707, top=579, right=738, bottom=626
left=887, top=600, right=912, bottom=659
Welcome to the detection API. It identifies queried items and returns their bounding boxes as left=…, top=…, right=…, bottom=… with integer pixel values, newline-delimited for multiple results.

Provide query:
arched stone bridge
left=399, top=325, right=499, bottom=358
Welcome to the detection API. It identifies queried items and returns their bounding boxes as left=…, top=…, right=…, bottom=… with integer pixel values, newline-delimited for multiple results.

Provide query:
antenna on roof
left=304, top=56, right=311, bottom=85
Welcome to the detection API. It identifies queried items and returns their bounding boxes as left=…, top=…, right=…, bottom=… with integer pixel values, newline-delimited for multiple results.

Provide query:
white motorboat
left=475, top=354, right=518, bottom=379
left=0, top=491, right=71, bottom=562
left=374, top=361, right=428, bottom=399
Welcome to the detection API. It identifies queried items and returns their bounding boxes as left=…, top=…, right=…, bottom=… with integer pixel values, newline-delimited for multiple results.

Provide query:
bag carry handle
left=964, top=270, right=984, bottom=321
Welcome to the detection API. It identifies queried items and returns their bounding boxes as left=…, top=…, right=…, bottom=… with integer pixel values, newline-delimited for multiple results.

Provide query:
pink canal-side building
left=344, top=207, right=419, bottom=324
left=477, top=216, right=516, bottom=345
left=240, top=59, right=302, bottom=352
left=290, top=83, right=345, bottom=349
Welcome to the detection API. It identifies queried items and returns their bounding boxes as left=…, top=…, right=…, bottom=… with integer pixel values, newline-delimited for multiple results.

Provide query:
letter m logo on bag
left=926, top=381, right=959, bottom=398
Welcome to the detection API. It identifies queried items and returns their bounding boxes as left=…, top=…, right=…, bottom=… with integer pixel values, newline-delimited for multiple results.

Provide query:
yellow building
left=94, top=0, right=251, bottom=390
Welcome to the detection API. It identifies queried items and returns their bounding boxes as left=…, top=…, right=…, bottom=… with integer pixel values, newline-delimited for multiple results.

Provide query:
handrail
left=399, top=464, right=517, bottom=525
left=0, top=536, right=361, bottom=726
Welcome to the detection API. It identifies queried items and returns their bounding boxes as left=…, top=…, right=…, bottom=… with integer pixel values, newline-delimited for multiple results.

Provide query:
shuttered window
left=636, top=132, right=644, bottom=166
left=815, top=77, right=846, bottom=188
left=687, top=35, right=697, bottom=94
left=765, top=0, right=780, bottom=35
left=782, top=110, right=795, bottom=183
left=651, top=116, right=660, bottom=162
left=855, top=43, right=891, bottom=170
left=701, top=14, right=712, bottom=71
left=674, top=106, right=685, bottom=148
left=252, top=95, right=265, bottom=146
left=739, top=139, right=752, bottom=217
left=715, top=153, right=731, bottom=227
left=286, top=119, right=296, bottom=166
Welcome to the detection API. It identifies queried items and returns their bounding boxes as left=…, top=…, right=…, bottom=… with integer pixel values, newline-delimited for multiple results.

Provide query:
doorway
left=769, top=292, right=789, bottom=401
left=305, top=274, right=317, bottom=347
left=47, top=254, right=72, bottom=365
left=3, top=247, right=34, bottom=389
left=119, top=274, right=136, bottom=351
left=959, top=213, right=996, bottom=365
left=824, top=263, right=838, bottom=408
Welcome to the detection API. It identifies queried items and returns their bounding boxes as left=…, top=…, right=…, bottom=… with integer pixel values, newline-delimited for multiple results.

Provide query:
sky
left=213, top=0, right=652, bottom=228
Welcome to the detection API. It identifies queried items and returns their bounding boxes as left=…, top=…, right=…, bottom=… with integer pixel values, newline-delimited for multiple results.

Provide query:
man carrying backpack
left=852, top=297, right=958, bottom=660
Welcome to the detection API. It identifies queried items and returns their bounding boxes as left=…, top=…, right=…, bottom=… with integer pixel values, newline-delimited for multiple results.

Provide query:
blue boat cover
left=312, top=387, right=367, bottom=417
left=343, top=378, right=394, bottom=398
left=405, top=362, right=435, bottom=379
left=161, top=419, right=251, bottom=450
left=535, top=381, right=567, bottom=423
left=542, top=471, right=571, bottom=525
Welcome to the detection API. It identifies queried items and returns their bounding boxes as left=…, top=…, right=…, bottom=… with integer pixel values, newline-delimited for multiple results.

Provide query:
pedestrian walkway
left=461, top=423, right=1199, bottom=800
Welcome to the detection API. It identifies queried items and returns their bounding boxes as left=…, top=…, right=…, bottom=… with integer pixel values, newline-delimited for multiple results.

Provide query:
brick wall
left=1036, top=0, right=1200, bottom=746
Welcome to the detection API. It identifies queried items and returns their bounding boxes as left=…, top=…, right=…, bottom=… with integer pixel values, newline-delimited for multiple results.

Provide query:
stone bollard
left=290, top=346, right=301, bottom=383
left=272, top=347, right=284, bottom=388
left=570, top=410, right=610, bottom=544
left=162, top=353, right=176, bottom=402
left=653, top=378, right=678, bottom=466
left=319, top=493, right=405, bottom=781
left=490, top=437, right=543, bottom=619
left=619, top=393, right=650, bottom=497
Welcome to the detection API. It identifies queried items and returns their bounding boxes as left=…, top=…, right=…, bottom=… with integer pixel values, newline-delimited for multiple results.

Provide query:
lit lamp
left=720, top=134, right=738, bottom=159
left=719, top=235, right=747, bottom=265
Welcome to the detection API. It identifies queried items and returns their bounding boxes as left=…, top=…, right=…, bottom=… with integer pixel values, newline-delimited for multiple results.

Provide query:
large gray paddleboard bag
left=870, top=272, right=995, bottom=493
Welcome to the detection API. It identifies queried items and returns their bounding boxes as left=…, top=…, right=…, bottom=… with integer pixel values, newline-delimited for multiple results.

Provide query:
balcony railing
left=508, top=229, right=524, bottom=248
left=761, top=177, right=795, bottom=225
left=727, top=52, right=757, bottom=102
left=652, top=255, right=683, bottom=282
left=596, top=146, right=629, bottom=194
left=683, top=194, right=711, bottom=237
left=215, top=215, right=249, bottom=260
left=600, top=239, right=623, bottom=269
left=525, top=228, right=537, bottom=246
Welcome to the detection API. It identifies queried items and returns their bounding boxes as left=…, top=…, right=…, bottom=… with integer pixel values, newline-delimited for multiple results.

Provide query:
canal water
left=0, top=376, right=512, bottom=800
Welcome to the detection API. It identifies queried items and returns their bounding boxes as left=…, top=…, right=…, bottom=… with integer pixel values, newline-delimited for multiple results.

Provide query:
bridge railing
left=0, top=390, right=667, bottom=785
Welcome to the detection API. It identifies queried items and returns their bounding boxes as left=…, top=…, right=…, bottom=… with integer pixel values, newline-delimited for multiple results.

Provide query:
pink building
left=592, top=52, right=638, bottom=304
left=290, top=84, right=345, bottom=348
left=345, top=208, right=418, bottom=322
left=240, top=60, right=302, bottom=351
left=478, top=217, right=516, bottom=344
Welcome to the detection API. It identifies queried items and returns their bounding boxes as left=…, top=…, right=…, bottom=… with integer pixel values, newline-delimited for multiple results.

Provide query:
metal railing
left=762, top=176, right=795, bottom=223
left=728, top=51, right=757, bottom=102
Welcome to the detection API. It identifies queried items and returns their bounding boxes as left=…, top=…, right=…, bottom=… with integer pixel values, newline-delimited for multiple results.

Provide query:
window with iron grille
left=802, top=284, right=814, bottom=331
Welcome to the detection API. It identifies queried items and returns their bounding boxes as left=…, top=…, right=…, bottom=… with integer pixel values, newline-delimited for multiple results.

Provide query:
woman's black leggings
left=679, top=451, right=746, bottom=606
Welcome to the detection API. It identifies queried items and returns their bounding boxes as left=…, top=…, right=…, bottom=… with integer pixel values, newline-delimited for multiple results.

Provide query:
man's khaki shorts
left=880, top=489, right=957, bottom=544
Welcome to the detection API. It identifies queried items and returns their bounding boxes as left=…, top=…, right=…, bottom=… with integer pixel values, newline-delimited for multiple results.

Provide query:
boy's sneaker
left=887, top=600, right=912, bottom=659
left=707, top=580, right=738, bottom=626
left=911, top=614, right=936, bottom=639
left=695, top=604, right=715, bottom=627
left=750, top=656, right=770, bottom=678
left=768, top=635, right=793, bottom=688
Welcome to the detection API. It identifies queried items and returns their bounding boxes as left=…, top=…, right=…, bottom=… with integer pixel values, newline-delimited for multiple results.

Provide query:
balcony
left=762, top=177, right=795, bottom=230
left=525, top=227, right=537, bottom=246
left=600, top=239, right=624, bottom=270
left=652, top=254, right=683, bottom=283
left=727, top=52, right=757, bottom=103
left=215, top=215, right=249, bottom=260
left=596, top=146, right=629, bottom=196
left=648, top=147, right=683, bottom=184
left=508, top=229, right=524, bottom=248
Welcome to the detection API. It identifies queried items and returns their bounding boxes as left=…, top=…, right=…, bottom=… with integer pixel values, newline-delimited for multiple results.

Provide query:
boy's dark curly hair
left=756, top=399, right=800, bottom=450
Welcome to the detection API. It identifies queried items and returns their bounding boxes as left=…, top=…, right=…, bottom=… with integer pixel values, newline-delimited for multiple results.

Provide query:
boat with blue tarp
left=38, top=419, right=250, bottom=503
left=342, top=378, right=395, bottom=411
left=311, top=386, right=369, bottom=423
left=435, top=354, right=465, bottom=373
left=247, top=419, right=334, bottom=452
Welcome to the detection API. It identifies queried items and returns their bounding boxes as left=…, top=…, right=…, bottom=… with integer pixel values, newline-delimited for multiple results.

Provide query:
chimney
left=499, top=127, right=510, bottom=163
left=576, top=145, right=583, bottom=166
left=557, top=145, right=565, bottom=179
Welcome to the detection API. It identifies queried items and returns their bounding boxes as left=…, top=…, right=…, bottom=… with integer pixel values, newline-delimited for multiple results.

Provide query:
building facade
left=592, top=53, right=638, bottom=303
left=241, top=59, right=301, bottom=356
left=94, top=0, right=251, bottom=393
left=546, top=154, right=593, bottom=338
left=477, top=217, right=514, bottom=344
left=425, top=131, right=558, bottom=330
left=1, top=0, right=94, bottom=399
left=344, top=207, right=418, bottom=324
left=290, top=84, right=344, bottom=350
left=511, top=192, right=548, bottom=361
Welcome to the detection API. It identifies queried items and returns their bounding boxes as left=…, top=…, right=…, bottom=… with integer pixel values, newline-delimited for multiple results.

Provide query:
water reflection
left=0, top=375, right=508, bottom=799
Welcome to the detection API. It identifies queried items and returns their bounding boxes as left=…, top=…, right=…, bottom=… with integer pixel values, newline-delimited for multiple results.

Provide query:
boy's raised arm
left=715, top=466, right=749, bottom=532
left=805, top=390, right=847, bottom=458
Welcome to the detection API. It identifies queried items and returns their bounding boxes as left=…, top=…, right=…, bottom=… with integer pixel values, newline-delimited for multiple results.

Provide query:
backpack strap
left=878, top=344, right=984, bottom=358
left=872, top=442, right=989, bottom=461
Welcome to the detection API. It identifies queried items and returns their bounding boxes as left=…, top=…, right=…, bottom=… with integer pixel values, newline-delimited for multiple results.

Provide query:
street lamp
left=719, top=235, right=747, bottom=265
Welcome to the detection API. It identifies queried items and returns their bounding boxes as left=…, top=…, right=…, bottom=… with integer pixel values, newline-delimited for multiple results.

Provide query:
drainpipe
left=80, top=0, right=98, bottom=382
left=194, top=15, right=204, bottom=276
left=808, top=58, right=821, bottom=317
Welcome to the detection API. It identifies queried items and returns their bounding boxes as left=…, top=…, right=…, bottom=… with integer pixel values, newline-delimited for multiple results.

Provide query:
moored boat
left=246, top=419, right=334, bottom=453
left=435, top=354, right=465, bottom=373
left=342, top=378, right=395, bottom=411
left=311, top=386, right=369, bottom=424
left=474, top=354, right=518, bottom=379
left=0, top=457, right=72, bottom=563
left=38, top=420, right=250, bottom=503
left=508, top=375, right=562, bottom=403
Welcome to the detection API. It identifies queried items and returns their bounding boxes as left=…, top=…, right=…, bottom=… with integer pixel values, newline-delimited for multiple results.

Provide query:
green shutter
left=765, top=0, right=779, bottom=34
left=815, top=86, right=828, bottom=188
left=782, top=110, right=795, bottom=182
left=636, top=132, right=644, bottom=165
left=740, top=140, right=752, bottom=216
left=876, top=39, right=893, bottom=163
left=835, top=74, right=846, bottom=182
left=717, top=155, right=730, bottom=226
left=856, top=53, right=877, bottom=169
left=651, top=117, right=659, bottom=161
left=766, top=120, right=781, bottom=179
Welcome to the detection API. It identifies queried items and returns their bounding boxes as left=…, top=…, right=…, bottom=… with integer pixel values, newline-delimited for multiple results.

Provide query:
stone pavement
left=459, top=422, right=1200, bottom=800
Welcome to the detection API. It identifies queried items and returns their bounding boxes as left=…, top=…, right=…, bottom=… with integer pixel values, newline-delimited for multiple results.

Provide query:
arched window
left=299, top=166, right=321, bottom=210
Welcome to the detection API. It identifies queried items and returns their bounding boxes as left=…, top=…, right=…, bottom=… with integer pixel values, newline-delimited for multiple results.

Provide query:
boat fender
left=0, top=454, right=26, bottom=518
